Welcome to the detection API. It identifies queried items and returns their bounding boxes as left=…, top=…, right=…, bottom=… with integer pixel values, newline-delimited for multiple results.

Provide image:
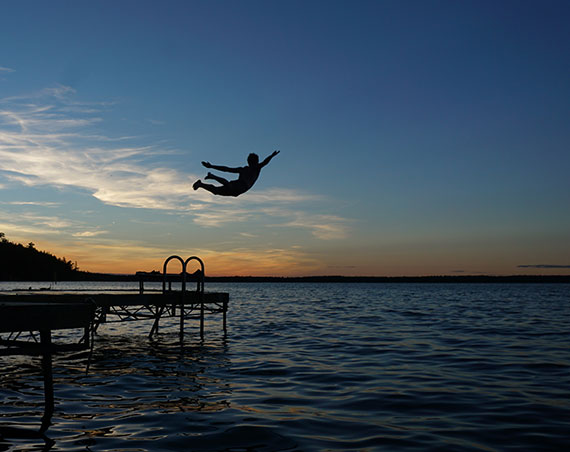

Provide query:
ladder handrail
left=161, top=255, right=205, bottom=294
left=162, top=255, right=186, bottom=294
left=184, top=256, right=205, bottom=293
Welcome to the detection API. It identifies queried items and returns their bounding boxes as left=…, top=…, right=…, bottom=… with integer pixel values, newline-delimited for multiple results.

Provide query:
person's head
left=247, top=153, right=259, bottom=166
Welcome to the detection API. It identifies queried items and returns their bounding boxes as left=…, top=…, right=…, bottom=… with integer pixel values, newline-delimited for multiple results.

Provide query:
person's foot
left=205, top=172, right=214, bottom=180
left=193, top=180, right=202, bottom=190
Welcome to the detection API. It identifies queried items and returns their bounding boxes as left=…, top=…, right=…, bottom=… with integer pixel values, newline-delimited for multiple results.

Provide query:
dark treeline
left=0, top=233, right=85, bottom=281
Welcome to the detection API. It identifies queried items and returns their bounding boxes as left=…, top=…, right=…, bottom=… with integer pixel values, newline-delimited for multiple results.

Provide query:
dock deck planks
left=0, top=290, right=229, bottom=334
left=0, top=301, right=95, bottom=333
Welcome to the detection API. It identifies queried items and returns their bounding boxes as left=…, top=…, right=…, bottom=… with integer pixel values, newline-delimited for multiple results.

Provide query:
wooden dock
left=0, top=255, right=229, bottom=433
left=0, top=290, right=229, bottom=340
left=0, top=254, right=229, bottom=341
left=0, top=298, right=96, bottom=433
left=0, top=299, right=95, bottom=338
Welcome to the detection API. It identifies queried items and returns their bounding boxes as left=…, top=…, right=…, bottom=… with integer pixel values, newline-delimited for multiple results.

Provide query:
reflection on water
left=1, top=282, right=570, bottom=451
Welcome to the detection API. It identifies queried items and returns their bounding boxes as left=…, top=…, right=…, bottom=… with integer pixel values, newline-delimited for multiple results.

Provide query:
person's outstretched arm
left=202, top=161, right=241, bottom=173
left=259, top=150, right=280, bottom=168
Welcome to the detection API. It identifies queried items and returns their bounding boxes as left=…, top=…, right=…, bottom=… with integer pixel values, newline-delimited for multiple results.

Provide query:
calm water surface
left=1, top=282, right=569, bottom=451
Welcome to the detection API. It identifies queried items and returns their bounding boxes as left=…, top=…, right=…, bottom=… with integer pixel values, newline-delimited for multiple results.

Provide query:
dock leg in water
left=223, top=300, right=228, bottom=335
left=149, top=306, right=164, bottom=338
left=200, top=301, right=204, bottom=339
left=179, top=303, right=184, bottom=340
left=39, top=330, right=54, bottom=434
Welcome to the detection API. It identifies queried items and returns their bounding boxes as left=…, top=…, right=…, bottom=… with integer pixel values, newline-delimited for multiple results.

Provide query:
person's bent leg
left=196, top=181, right=215, bottom=193
left=205, top=173, right=230, bottom=185
left=195, top=182, right=229, bottom=196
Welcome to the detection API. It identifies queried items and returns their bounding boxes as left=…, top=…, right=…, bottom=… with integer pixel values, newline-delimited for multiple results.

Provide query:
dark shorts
left=211, top=180, right=249, bottom=197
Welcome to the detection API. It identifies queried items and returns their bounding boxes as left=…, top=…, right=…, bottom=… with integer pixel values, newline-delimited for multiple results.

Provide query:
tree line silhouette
left=0, top=233, right=80, bottom=281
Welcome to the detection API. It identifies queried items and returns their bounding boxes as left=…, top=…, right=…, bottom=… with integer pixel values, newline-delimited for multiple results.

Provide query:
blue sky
left=1, top=0, right=569, bottom=276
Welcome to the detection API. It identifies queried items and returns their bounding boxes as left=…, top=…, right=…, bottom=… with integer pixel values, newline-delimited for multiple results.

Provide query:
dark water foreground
left=1, top=282, right=569, bottom=451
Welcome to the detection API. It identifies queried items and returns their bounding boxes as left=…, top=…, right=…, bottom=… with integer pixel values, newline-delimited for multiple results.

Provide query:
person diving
left=193, top=150, right=280, bottom=197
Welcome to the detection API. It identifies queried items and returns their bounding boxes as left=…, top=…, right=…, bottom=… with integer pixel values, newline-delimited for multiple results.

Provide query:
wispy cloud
left=72, top=230, right=108, bottom=237
left=0, top=208, right=107, bottom=241
left=192, top=208, right=253, bottom=227
left=0, top=89, right=197, bottom=210
left=189, top=246, right=322, bottom=276
left=0, top=67, right=14, bottom=73
left=1, top=201, right=61, bottom=207
left=242, top=188, right=321, bottom=203
left=0, top=85, right=351, bottom=240
left=282, top=214, right=350, bottom=240
left=188, top=201, right=351, bottom=240
left=0, top=210, right=73, bottom=231
left=518, top=264, right=570, bottom=269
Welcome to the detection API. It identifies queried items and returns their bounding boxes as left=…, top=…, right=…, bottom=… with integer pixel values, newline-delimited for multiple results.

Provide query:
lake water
left=1, top=282, right=569, bottom=451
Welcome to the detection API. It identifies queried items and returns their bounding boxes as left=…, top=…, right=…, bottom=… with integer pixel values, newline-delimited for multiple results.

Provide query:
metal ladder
left=161, top=255, right=205, bottom=339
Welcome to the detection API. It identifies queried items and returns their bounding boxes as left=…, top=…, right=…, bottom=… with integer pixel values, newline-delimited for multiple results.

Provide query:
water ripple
left=1, top=282, right=569, bottom=451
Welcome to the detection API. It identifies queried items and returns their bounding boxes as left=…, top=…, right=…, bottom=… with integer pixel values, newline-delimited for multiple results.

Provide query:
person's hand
left=202, top=161, right=212, bottom=168
left=272, top=150, right=280, bottom=157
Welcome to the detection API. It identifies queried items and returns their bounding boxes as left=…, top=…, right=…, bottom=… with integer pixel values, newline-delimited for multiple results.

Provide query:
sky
left=0, top=0, right=569, bottom=276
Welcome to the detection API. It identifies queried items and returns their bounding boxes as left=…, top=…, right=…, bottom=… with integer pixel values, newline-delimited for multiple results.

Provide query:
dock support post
left=223, top=300, right=227, bottom=334
left=39, top=330, right=54, bottom=434
left=200, top=300, right=204, bottom=339
left=82, top=326, right=90, bottom=348
left=149, top=307, right=164, bottom=338
left=179, top=302, right=184, bottom=340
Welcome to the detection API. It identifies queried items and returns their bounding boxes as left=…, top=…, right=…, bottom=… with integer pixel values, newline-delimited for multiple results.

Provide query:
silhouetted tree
left=0, top=234, right=79, bottom=281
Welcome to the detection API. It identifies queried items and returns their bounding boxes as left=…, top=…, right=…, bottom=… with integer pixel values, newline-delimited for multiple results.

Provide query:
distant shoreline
left=202, top=275, right=570, bottom=283
left=165, top=274, right=569, bottom=283
left=3, top=236, right=569, bottom=284
left=2, top=274, right=569, bottom=284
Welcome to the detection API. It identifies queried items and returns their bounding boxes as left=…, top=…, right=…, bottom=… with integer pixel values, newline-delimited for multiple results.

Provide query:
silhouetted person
left=193, top=150, right=280, bottom=197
